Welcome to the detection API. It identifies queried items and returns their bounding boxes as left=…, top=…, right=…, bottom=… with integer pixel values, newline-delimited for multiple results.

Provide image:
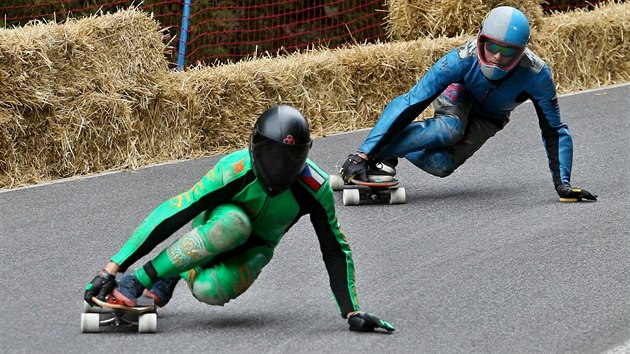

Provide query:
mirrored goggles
left=484, top=41, right=518, bottom=57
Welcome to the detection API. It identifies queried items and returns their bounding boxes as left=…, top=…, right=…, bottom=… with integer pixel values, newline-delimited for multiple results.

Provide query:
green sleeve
left=111, top=151, right=251, bottom=271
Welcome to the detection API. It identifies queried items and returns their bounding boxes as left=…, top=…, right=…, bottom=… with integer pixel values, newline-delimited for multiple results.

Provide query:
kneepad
left=196, top=204, right=253, bottom=254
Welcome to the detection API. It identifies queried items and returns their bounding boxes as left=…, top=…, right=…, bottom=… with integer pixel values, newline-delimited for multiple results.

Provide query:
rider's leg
left=371, top=83, right=474, bottom=165
left=405, top=118, right=504, bottom=177
left=183, top=245, right=274, bottom=306
left=115, top=204, right=252, bottom=305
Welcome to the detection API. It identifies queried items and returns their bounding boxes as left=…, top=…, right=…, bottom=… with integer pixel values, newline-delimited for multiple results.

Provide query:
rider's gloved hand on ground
left=347, top=311, right=395, bottom=332
left=556, top=183, right=597, bottom=201
left=84, top=269, right=116, bottom=306
left=341, top=153, right=369, bottom=183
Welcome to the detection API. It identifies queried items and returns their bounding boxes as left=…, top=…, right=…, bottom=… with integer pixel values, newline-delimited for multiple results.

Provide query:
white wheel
left=81, top=313, right=100, bottom=333
left=389, top=188, right=406, bottom=204
left=342, top=189, right=360, bottom=206
left=138, top=313, right=157, bottom=333
left=329, top=175, right=344, bottom=191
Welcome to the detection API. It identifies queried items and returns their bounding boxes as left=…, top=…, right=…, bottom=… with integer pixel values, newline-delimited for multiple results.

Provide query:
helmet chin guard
left=477, top=6, right=530, bottom=80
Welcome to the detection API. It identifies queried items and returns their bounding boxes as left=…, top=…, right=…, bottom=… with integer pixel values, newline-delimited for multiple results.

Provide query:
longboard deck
left=346, top=179, right=399, bottom=188
left=91, top=296, right=155, bottom=313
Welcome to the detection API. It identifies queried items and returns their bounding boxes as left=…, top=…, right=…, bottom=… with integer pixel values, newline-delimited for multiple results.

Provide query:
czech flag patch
left=300, top=164, right=326, bottom=192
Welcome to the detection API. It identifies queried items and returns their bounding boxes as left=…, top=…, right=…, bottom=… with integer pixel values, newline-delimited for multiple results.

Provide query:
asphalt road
left=1, top=83, right=628, bottom=353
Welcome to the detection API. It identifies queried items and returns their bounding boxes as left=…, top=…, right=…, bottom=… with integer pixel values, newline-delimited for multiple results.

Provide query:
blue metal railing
left=176, top=0, right=191, bottom=71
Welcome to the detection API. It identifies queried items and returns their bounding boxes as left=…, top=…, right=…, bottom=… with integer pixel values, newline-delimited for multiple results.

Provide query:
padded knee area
left=188, top=246, right=272, bottom=306
left=198, top=204, right=252, bottom=254
left=432, top=115, right=465, bottom=146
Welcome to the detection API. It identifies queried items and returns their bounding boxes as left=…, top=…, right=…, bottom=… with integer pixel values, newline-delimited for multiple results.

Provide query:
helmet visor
left=478, top=36, right=524, bottom=72
left=484, top=41, right=518, bottom=57
left=252, top=135, right=311, bottom=194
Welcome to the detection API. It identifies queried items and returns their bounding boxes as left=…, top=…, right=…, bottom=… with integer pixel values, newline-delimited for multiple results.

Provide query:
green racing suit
left=109, top=148, right=360, bottom=315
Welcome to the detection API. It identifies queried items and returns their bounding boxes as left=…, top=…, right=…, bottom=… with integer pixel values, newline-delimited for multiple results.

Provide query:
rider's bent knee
left=198, top=204, right=252, bottom=253
left=406, top=150, right=457, bottom=177
left=433, top=115, right=465, bottom=146
left=188, top=247, right=272, bottom=306
left=431, top=167, right=455, bottom=178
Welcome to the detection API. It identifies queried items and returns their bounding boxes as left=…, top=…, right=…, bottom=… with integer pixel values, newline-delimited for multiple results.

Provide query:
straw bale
left=337, top=36, right=465, bottom=123
left=0, top=8, right=169, bottom=188
left=530, top=1, right=630, bottom=91
left=153, top=51, right=357, bottom=153
left=385, top=0, right=544, bottom=41
left=0, top=8, right=167, bottom=112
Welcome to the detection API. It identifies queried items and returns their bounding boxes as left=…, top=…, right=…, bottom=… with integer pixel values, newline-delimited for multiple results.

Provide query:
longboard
left=329, top=162, right=405, bottom=206
left=81, top=296, right=157, bottom=333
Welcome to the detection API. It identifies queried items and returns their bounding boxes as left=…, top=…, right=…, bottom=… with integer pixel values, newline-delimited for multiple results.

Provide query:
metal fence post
left=177, top=0, right=192, bottom=71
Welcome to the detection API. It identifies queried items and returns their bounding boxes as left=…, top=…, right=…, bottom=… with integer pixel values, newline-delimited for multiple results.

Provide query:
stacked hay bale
left=0, top=9, right=168, bottom=188
left=531, top=2, right=630, bottom=90
left=385, top=0, right=545, bottom=40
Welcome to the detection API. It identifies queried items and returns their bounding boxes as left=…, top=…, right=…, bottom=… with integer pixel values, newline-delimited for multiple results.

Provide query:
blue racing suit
left=359, top=40, right=573, bottom=187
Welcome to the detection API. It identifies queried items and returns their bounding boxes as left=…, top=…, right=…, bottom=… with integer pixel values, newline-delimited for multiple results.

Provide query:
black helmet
left=250, top=105, right=312, bottom=196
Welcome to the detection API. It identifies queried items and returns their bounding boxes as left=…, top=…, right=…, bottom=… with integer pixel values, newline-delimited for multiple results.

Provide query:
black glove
left=556, top=183, right=597, bottom=201
left=348, top=311, right=395, bottom=332
left=340, top=153, right=369, bottom=183
left=84, top=269, right=116, bottom=306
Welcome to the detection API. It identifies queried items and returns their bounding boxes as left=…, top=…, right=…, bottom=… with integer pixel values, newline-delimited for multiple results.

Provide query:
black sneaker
left=143, top=276, right=181, bottom=307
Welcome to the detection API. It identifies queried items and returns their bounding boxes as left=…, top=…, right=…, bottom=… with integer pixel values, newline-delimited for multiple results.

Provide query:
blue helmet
left=477, top=6, right=530, bottom=80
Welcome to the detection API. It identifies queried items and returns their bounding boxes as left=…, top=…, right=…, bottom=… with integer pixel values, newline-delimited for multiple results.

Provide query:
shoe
left=367, top=158, right=397, bottom=182
left=111, top=273, right=145, bottom=307
left=143, top=276, right=181, bottom=307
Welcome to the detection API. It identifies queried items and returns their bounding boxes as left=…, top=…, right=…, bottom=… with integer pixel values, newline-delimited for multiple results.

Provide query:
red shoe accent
left=143, top=289, right=166, bottom=307
left=111, top=289, right=137, bottom=307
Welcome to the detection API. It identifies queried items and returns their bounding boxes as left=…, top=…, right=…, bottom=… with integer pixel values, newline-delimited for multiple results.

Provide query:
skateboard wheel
left=342, top=189, right=360, bottom=206
left=138, top=313, right=157, bottom=333
left=81, top=313, right=100, bottom=333
left=329, top=174, right=344, bottom=191
left=389, top=187, right=406, bottom=204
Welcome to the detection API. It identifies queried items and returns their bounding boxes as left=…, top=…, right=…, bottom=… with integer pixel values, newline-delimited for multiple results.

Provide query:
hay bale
left=385, top=0, right=544, bottom=41
left=0, top=8, right=167, bottom=112
left=149, top=35, right=465, bottom=164
left=0, top=8, right=169, bottom=188
left=531, top=1, right=630, bottom=91
left=337, top=36, right=465, bottom=123
left=154, top=51, right=358, bottom=155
